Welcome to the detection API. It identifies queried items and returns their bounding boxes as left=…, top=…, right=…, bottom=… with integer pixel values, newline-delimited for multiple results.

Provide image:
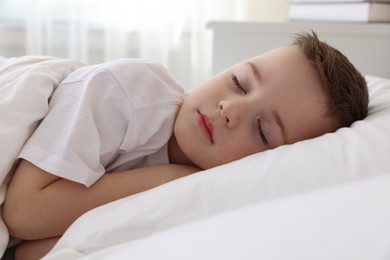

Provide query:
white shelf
left=207, top=21, right=390, bottom=78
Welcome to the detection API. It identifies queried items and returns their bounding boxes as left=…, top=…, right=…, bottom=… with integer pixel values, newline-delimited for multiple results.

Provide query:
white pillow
left=0, top=56, right=83, bottom=256
left=48, top=75, right=390, bottom=256
left=47, top=174, right=390, bottom=260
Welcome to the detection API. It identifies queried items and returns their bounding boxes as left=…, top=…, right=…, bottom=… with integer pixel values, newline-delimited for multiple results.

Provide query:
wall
left=246, top=0, right=290, bottom=22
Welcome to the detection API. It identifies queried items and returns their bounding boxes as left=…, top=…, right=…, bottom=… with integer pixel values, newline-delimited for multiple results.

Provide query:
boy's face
left=173, top=45, right=339, bottom=169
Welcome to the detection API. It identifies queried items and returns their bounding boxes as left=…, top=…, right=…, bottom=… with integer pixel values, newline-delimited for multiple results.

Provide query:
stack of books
left=288, top=0, right=390, bottom=23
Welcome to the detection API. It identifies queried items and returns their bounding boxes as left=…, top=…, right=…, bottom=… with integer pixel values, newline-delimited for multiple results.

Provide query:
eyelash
left=257, top=119, right=268, bottom=145
left=231, top=75, right=247, bottom=94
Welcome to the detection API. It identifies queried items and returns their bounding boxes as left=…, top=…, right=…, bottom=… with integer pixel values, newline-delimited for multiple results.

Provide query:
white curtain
left=1, top=0, right=289, bottom=88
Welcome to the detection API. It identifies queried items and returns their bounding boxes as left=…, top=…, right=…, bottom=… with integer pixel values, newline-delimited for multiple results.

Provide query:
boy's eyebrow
left=246, top=61, right=261, bottom=80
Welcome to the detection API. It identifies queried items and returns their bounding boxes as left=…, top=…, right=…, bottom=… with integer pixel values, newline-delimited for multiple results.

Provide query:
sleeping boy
left=3, top=31, right=368, bottom=259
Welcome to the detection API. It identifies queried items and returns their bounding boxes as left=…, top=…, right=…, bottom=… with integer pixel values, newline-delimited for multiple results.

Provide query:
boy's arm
left=14, top=237, right=60, bottom=260
left=3, top=159, right=199, bottom=241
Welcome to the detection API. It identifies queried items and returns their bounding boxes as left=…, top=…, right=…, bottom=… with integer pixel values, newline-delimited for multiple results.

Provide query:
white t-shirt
left=19, top=59, right=186, bottom=187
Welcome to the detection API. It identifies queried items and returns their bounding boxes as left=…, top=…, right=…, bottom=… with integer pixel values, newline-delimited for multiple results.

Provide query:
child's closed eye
left=231, top=75, right=247, bottom=94
left=257, top=118, right=268, bottom=145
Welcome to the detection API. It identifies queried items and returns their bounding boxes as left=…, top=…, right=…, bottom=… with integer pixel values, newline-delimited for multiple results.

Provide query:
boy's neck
left=168, top=134, right=195, bottom=167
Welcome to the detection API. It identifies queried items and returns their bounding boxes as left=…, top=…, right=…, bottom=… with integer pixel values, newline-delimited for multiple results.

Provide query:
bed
left=1, top=56, right=390, bottom=259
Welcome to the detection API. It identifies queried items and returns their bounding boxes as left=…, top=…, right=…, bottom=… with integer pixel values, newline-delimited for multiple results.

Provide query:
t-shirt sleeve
left=19, top=64, right=135, bottom=187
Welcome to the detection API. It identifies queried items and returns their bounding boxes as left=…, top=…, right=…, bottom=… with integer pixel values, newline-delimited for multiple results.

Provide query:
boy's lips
left=196, top=111, right=214, bottom=143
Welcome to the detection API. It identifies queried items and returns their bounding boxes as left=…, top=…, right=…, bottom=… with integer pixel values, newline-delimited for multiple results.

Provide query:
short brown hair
left=293, top=31, right=368, bottom=128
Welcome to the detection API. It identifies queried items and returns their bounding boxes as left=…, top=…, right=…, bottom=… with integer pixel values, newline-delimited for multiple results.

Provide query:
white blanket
left=0, top=56, right=84, bottom=256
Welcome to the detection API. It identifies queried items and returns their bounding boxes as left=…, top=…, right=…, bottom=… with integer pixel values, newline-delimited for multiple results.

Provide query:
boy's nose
left=218, top=100, right=242, bottom=128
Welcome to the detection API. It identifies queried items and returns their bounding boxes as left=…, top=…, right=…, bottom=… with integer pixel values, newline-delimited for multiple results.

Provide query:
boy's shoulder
left=98, top=58, right=173, bottom=83
left=63, top=58, right=164, bottom=82
left=98, top=58, right=167, bottom=75
left=62, top=58, right=186, bottom=103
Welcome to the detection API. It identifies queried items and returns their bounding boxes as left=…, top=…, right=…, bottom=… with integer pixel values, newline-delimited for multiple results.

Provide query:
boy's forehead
left=248, top=44, right=303, bottom=65
left=245, top=44, right=325, bottom=103
left=245, top=44, right=316, bottom=85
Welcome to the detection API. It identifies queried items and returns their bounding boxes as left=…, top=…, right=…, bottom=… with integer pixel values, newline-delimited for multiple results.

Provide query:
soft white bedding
left=46, top=174, right=390, bottom=260
left=1, top=56, right=390, bottom=259
left=42, top=75, right=390, bottom=259
left=0, top=56, right=84, bottom=256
